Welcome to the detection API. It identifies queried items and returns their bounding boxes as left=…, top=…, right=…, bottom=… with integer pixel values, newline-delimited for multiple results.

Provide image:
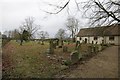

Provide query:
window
left=80, top=37, right=81, bottom=40
left=109, top=36, right=114, bottom=40
left=85, top=38, right=87, bottom=43
left=94, top=37, right=98, bottom=40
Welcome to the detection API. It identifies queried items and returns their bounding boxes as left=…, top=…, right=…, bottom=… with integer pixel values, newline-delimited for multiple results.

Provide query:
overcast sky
left=1, top=0, right=89, bottom=38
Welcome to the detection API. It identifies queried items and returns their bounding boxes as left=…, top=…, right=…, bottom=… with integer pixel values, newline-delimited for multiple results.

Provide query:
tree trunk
left=20, top=39, right=23, bottom=45
left=41, top=40, right=44, bottom=45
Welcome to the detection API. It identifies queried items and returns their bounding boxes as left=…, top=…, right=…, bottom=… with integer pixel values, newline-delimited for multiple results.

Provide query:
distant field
left=2, top=40, right=97, bottom=78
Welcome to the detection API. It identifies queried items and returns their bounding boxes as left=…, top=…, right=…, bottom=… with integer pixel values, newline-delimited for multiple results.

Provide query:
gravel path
left=55, top=46, right=119, bottom=78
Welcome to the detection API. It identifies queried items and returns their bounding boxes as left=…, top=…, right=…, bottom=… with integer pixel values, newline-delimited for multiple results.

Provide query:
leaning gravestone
left=63, top=46, right=68, bottom=52
left=70, top=51, right=81, bottom=64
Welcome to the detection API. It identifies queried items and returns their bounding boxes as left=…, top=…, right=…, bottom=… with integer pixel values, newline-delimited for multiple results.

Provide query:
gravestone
left=70, top=51, right=80, bottom=64
left=93, top=46, right=96, bottom=53
left=88, top=45, right=92, bottom=53
left=63, top=46, right=68, bottom=52
left=75, top=41, right=80, bottom=50
left=93, top=45, right=99, bottom=53
left=92, top=41, right=94, bottom=44
left=61, top=40, right=64, bottom=46
left=41, top=40, right=44, bottom=45
left=101, top=40, right=104, bottom=50
left=56, top=40, right=59, bottom=46
left=58, top=40, right=62, bottom=48
left=53, top=41, right=57, bottom=49
left=46, top=49, right=50, bottom=54
left=58, top=39, right=64, bottom=48
left=96, top=45, right=99, bottom=52
left=98, top=45, right=102, bottom=51
left=49, top=40, right=54, bottom=54
left=75, top=41, right=81, bottom=54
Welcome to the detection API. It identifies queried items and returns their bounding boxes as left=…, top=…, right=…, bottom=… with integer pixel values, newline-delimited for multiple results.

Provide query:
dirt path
left=55, top=46, right=119, bottom=78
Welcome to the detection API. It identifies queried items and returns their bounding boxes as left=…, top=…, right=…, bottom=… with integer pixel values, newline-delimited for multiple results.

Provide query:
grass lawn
left=2, top=40, right=75, bottom=78
left=2, top=40, right=100, bottom=78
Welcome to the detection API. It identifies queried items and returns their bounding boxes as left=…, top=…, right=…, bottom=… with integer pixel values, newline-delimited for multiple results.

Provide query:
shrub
left=62, top=60, right=72, bottom=66
left=2, top=39, right=10, bottom=47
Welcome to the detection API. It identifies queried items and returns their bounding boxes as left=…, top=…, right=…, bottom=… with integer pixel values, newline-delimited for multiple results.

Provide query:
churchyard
left=2, top=39, right=107, bottom=78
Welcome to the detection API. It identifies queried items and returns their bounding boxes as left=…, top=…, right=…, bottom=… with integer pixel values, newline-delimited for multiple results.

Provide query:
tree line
left=2, top=16, right=80, bottom=46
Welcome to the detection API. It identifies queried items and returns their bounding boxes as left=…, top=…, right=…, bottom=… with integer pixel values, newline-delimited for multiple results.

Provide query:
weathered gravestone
left=63, top=46, right=68, bottom=52
left=61, top=40, right=64, bottom=46
left=41, top=40, right=44, bottom=45
left=70, top=51, right=81, bottom=64
left=93, top=45, right=99, bottom=53
left=56, top=40, right=59, bottom=46
left=53, top=41, right=57, bottom=49
left=89, top=45, right=94, bottom=53
left=46, top=39, right=54, bottom=54
left=93, top=46, right=96, bottom=53
left=98, top=45, right=102, bottom=51
left=88, top=45, right=93, bottom=53
left=75, top=41, right=81, bottom=54
left=100, top=40, right=104, bottom=50
left=96, top=45, right=99, bottom=52
left=75, top=41, right=80, bottom=50
left=58, top=39, right=64, bottom=48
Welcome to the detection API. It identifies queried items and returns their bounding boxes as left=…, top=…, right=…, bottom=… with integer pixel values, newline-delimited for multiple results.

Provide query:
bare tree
left=3, top=31, right=9, bottom=38
left=37, top=31, right=49, bottom=45
left=82, top=0, right=120, bottom=27
left=10, top=29, right=20, bottom=41
left=20, top=17, right=40, bottom=39
left=55, top=28, right=66, bottom=40
left=18, top=17, right=40, bottom=45
left=13, top=29, right=20, bottom=40
left=40, top=0, right=119, bottom=27
left=40, top=0, right=71, bottom=14
left=55, top=28, right=67, bottom=46
left=66, top=16, right=79, bottom=42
